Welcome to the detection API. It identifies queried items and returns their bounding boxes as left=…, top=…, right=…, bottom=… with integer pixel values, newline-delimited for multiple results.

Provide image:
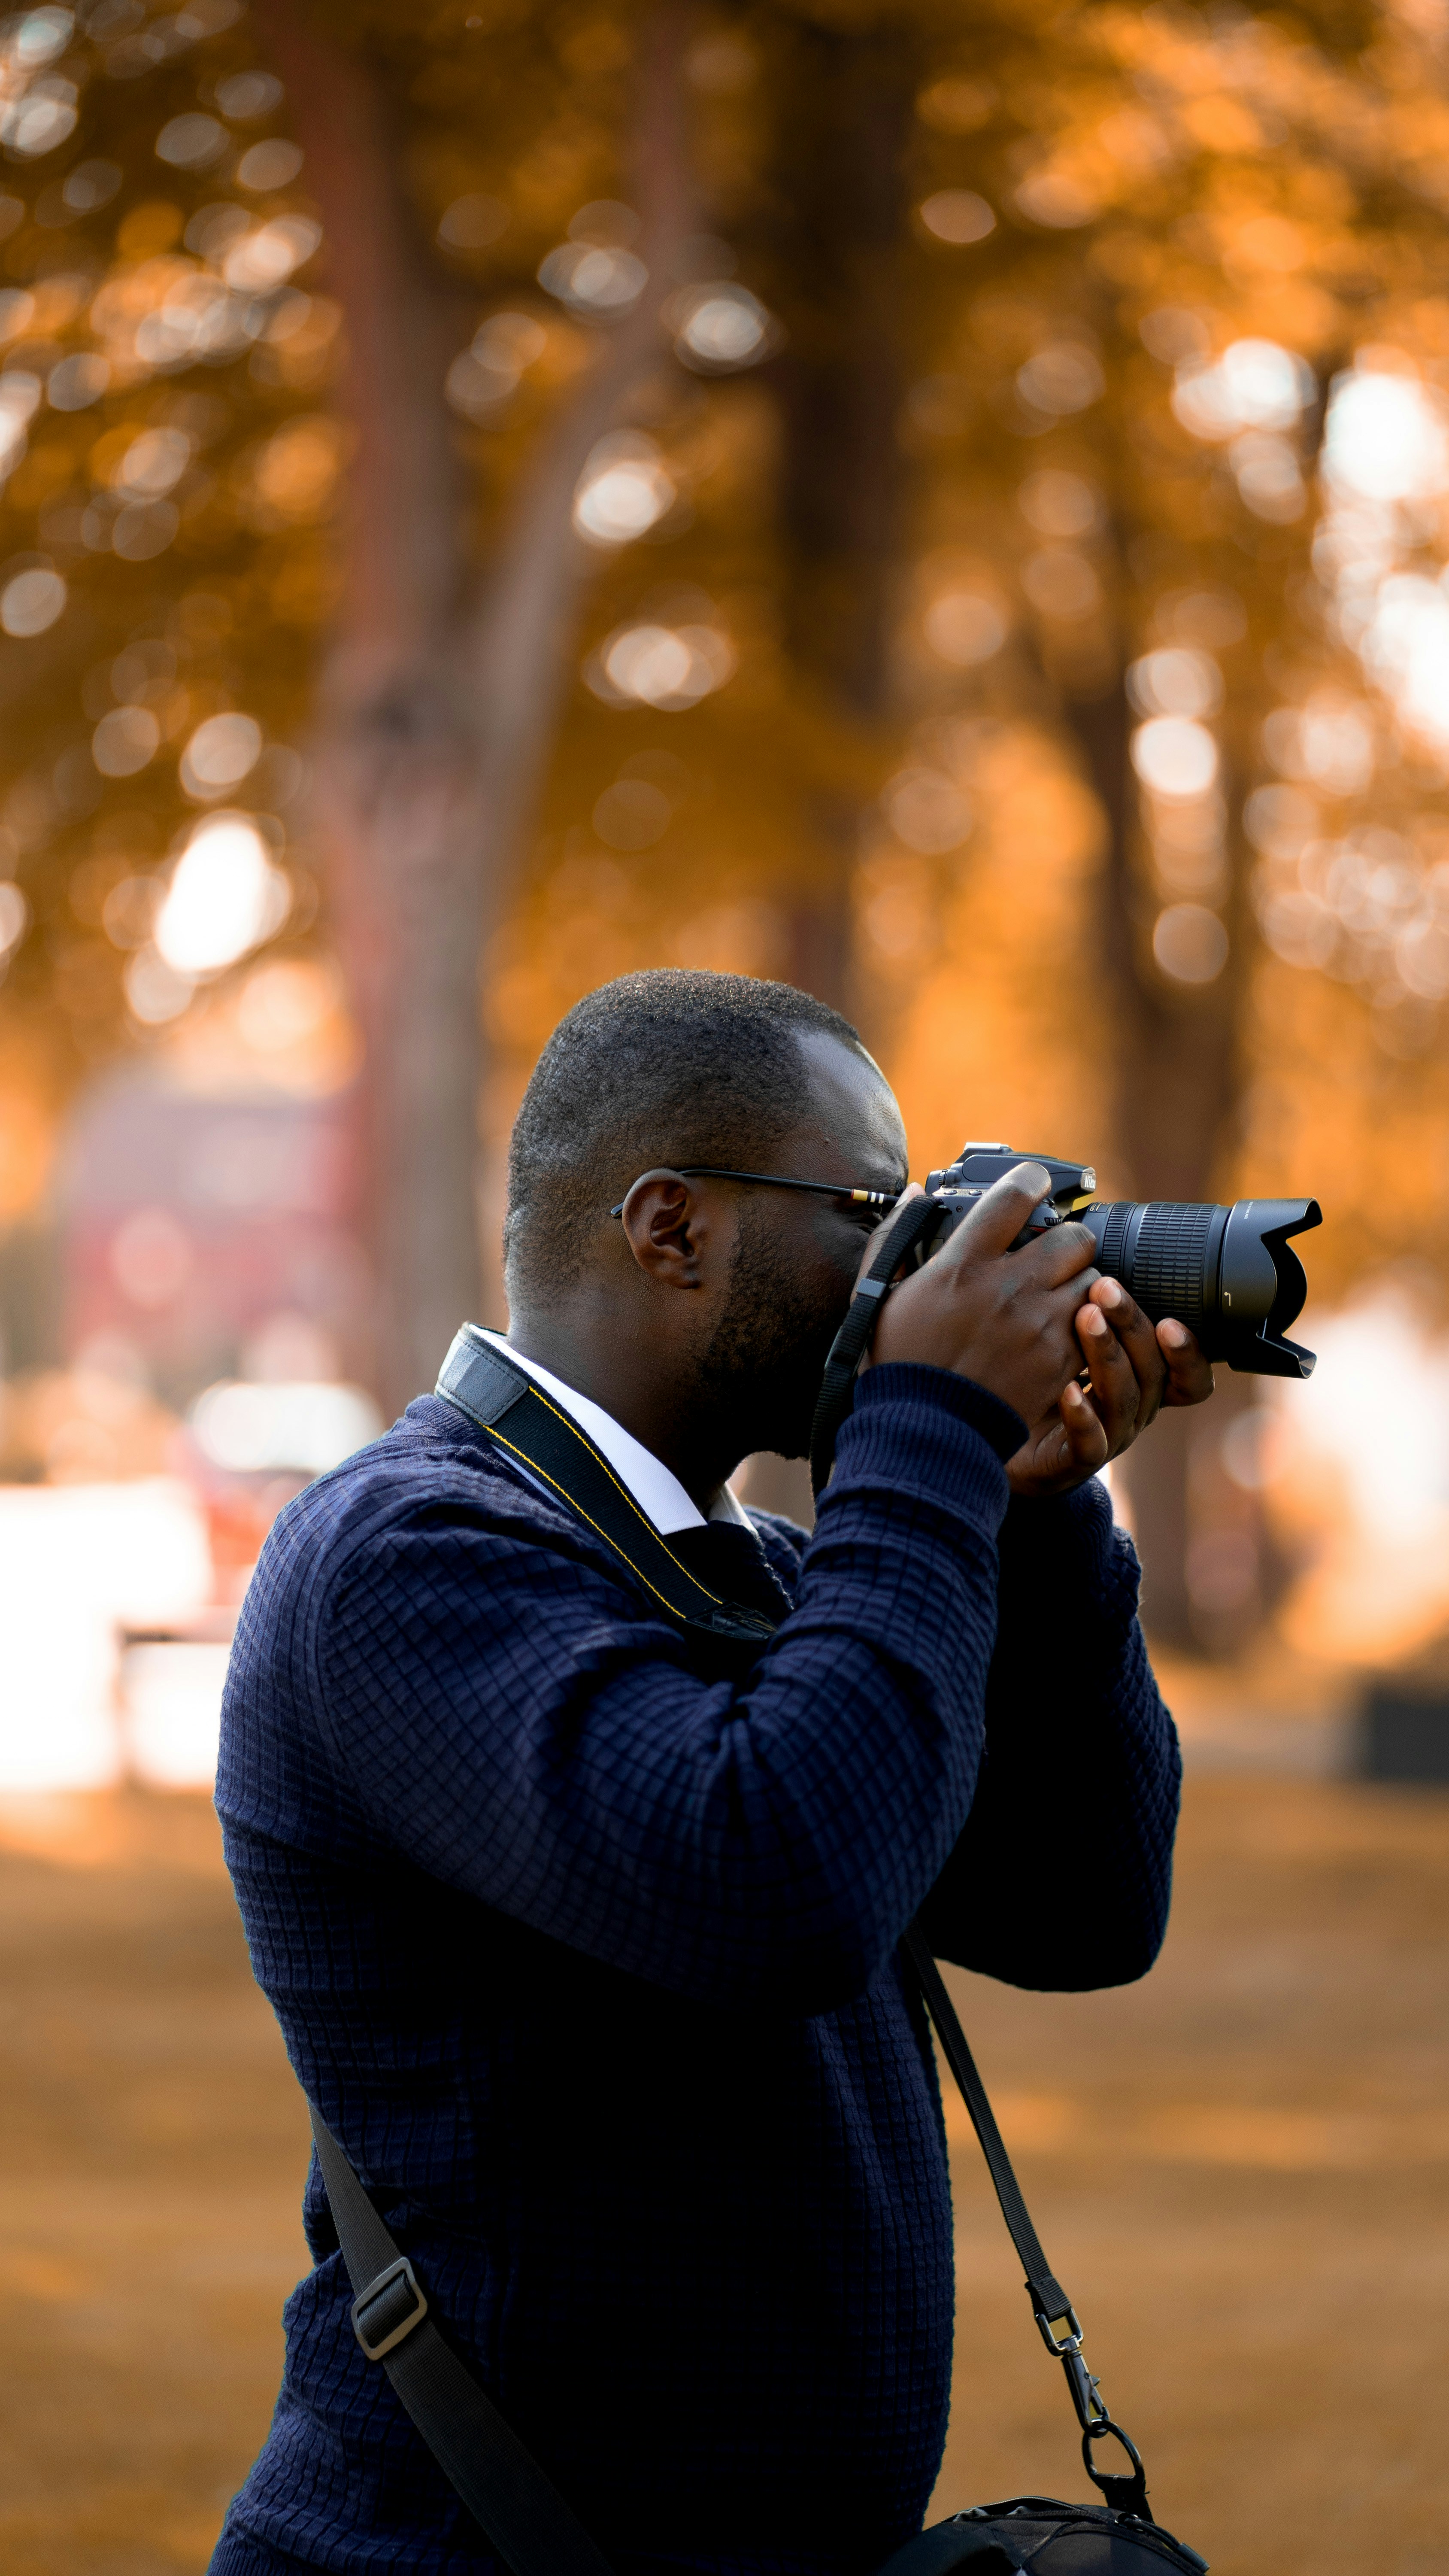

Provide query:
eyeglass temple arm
left=608, top=1168, right=902, bottom=1219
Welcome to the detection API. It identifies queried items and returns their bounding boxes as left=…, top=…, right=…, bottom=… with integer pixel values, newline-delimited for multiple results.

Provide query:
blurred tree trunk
left=765, top=15, right=922, bottom=1020
left=255, top=4, right=693, bottom=1412
left=1062, top=668, right=1241, bottom=1649
left=733, top=16, right=919, bottom=1530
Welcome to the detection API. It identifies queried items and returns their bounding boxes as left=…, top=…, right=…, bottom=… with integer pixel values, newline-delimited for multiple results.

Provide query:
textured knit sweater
left=210, top=1361, right=1179, bottom=2576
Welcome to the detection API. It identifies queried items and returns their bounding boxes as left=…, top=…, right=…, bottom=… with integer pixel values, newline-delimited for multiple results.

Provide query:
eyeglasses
left=609, top=1166, right=905, bottom=1219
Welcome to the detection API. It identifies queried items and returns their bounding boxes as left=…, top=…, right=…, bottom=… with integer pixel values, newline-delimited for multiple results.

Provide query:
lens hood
left=1080, top=1196, right=1321, bottom=1377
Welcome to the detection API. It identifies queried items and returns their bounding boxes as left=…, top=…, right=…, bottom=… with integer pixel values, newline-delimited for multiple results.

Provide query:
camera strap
left=301, top=1319, right=1151, bottom=2576
left=307, top=2103, right=615, bottom=2576
left=900, top=1935, right=1150, bottom=2518
left=434, top=1325, right=779, bottom=1657
left=810, top=1194, right=942, bottom=1496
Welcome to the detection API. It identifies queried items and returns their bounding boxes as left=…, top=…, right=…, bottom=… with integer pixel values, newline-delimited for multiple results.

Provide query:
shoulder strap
left=901, top=1928, right=1071, bottom=2329
left=900, top=1932, right=1152, bottom=2523
left=436, top=1326, right=776, bottom=1653
left=308, top=2105, right=615, bottom=2576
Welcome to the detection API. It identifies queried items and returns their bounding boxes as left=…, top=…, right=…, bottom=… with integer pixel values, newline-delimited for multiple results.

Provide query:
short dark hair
left=504, top=969, right=868, bottom=1302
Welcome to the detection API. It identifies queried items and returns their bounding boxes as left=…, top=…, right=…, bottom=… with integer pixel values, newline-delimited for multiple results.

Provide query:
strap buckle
left=1032, top=2303, right=1112, bottom=2434
left=1033, top=2300, right=1083, bottom=2361
left=351, top=2254, right=428, bottom=2360
left=1061, top=2344, right=1111, bottom=2432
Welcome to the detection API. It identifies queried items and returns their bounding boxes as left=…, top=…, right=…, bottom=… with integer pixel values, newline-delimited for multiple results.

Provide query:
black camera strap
left=434, top=1324, right=779, bottom=1654
left=810, top=1194, right=942, bottom=1495
left=307, top=2105, right=614, bottom=2576
left=900, top=1936, right=1149, bottom=2518
left=302, top=1320, right=1149, bottom=2576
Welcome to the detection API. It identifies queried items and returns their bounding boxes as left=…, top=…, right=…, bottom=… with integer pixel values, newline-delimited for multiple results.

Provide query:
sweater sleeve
left=919, top=1475, right=1181, bottom=1990
left=308, top=1365, right=1010, bottom=2018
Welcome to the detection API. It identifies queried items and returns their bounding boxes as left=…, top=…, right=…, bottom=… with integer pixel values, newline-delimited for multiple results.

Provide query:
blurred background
left=0, top=0, right=1446, bottom=2570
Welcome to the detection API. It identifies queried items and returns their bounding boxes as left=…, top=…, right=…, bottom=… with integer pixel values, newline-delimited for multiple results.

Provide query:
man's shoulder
left=220, top=1397, right=603, bottom=1840
left=256, top=1392, right=569, bottom=1605
left=224, top=1394, right=597, bottom=1774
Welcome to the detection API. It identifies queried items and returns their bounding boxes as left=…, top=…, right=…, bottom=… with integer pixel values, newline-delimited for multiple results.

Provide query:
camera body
left=919, top=1143, right=1322, bottom=1379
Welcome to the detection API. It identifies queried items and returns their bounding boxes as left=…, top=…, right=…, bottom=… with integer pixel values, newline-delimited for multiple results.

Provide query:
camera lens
left=1079, top=1197, right=1321, bottom=1378
left=1089, top=1202, right=1222, bottom=1343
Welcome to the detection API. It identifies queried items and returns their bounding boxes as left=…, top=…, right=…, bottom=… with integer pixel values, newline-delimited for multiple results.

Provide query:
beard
left=692, top=1200, right=853, bottom=1464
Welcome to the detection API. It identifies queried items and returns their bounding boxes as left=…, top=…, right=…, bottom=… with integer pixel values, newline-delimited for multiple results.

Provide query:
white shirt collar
left=478, top=1331, right=752, bottom=1536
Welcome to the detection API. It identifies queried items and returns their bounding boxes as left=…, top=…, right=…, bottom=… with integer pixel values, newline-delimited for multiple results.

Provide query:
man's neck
left=504, top=1304, right=733, bottom=1517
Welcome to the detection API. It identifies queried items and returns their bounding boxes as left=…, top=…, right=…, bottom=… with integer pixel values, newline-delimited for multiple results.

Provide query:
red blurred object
left=57, top=1063, right=372, bottom=1400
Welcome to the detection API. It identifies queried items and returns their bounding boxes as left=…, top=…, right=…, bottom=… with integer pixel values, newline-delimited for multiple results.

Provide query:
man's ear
left=618, top=1170, right=708, bottom=1290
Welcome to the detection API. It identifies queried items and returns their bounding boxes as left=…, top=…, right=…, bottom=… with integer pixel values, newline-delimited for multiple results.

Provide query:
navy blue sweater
left=210, top=1363, right=1179, bottom=2576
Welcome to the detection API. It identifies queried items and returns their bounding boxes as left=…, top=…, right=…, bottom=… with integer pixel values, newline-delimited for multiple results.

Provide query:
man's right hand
left=861, top=1162, right=1100, bottom=1426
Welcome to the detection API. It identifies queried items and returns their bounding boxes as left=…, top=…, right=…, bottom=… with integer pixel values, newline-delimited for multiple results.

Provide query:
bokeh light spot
left=573, top=433, right=676, bottom=547
left=923, top=590, right=1006, bottom=665
left=538, top=240, right=647, bottom=319
left=179, top=712, right=263, bottom=800
left=215, top=72, right=284, bottom=121
left=1231, top=431, right=1306, bottom=522
left=109, top=427, right=192, bottom=498
left=1131, top=715, right=1219, bottom=798
left=112, top=501, right=178, bottom=562
left=1127, top=650, right=1223, bottom=719
left=223, top=215, right=321, bottom=293
left=446, top=311, right=546, bottom=422
left=3, top=77, right=78, bottom=159
left=588, top=620, right=734, bottom=709
left=91, top=705, right=160, bottom=778
left=1016, top=342, right=1103, bottom=415
left=1172, top=339, right=1313, bottom=439
left=670, top=283, right=775, bottom=372
left=918, top=190, right=995, bottom=245
left=236, top=139, right=303, bottom=193
left=12, top=10, right=73, bottom=70
left=1018, top=469, right=1100, bottom=538
left=0, top=878, right=29, bottom=957
left=47, top=352, right=109, bottom=411
left=0, top=563, right=65, bottom=635
left=124, top=947, right=194, bottom=1025
left=1152, top=903, right=1228, bottom=983
left=153, top=814, right=288, bottom=975
left=155, top=114, right=228, bottom=172
left=1324, top=368, right=1449, bottom=506
left=1016, top=169, right=1100, bottom=227
left=438, top=193, right=508, bottom=251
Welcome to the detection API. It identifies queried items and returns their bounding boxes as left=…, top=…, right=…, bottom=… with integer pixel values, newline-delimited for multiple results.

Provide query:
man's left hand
left=1005, top=1278, right=1216, bottom=1500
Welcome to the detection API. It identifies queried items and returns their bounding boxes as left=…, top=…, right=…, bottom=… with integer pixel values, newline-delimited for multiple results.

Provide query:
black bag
left=877, top=2496, right=1206, bottom=2574
left=298, top=1330, right=1209, bottom=2576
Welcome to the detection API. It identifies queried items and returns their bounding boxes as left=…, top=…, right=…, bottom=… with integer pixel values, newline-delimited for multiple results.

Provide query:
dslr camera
left=917, top=1144, right=1321, bottom=1378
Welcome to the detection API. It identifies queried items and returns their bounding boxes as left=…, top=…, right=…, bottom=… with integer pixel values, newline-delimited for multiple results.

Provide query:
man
left=212, top=970, right=1208, bottom=2576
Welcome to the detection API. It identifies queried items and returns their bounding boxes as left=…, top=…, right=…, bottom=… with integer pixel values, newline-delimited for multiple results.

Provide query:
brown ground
left=0, top=1774, right=1445, bottom=2576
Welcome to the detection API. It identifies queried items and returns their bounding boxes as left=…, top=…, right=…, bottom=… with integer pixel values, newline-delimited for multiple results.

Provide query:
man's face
left=694, top=1032, right=909, bottom=1461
